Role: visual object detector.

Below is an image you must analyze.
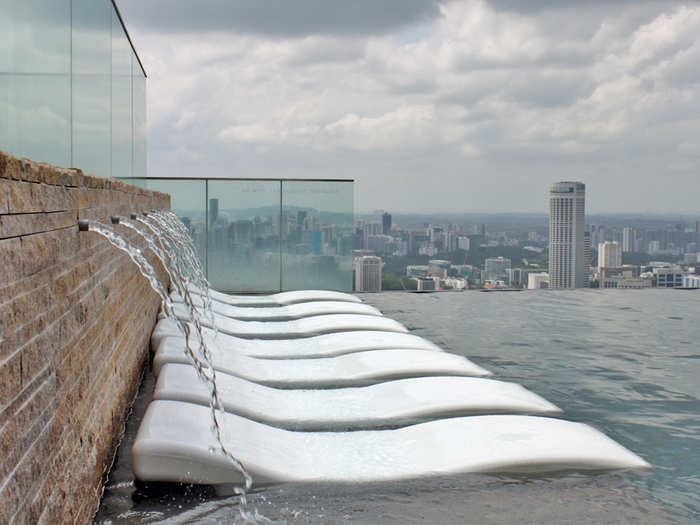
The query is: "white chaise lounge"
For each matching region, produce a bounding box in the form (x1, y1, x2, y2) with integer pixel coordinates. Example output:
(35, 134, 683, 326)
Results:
(132, 400, 650, 486)
(188, 285, 362, 306)
(172, 293, 383, 321)
(153, 337, 491, 387)
(151, 318, 442, 358)
(155, 363, 560, 430)
(168, 304, 409, 339)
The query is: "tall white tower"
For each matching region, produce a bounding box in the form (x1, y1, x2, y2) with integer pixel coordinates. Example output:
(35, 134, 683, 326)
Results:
(549, 182, 586, 289)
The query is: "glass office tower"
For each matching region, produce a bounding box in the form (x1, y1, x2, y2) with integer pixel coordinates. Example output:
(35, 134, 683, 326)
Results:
(0, 0, 146, 178)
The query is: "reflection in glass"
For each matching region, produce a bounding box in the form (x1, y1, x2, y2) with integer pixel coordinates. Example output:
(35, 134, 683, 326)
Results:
(112, 10, 132, 178)
(117, 178, 354, 293)
(72, 0, 111, 177)
(132, 57, 147, 179)
(0, 0, 71, 74)
(282, 181, 354, 292)
(207, 181, 281, 293)
(0, 74, 71, 167)
(72, 74, 111, 177)
(71, 0, 111, 75)
(0, 0, 71, 166)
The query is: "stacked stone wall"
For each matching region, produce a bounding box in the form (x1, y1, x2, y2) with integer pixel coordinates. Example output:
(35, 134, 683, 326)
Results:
(0, 150, 170, 524)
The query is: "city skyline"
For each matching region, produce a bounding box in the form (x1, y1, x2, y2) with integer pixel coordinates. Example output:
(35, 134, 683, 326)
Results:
(352, 180, 700, 291)
(117, 1, 700, 214)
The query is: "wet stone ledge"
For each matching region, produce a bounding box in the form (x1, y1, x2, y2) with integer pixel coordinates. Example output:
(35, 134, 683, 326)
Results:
(0, 149, 170, 525)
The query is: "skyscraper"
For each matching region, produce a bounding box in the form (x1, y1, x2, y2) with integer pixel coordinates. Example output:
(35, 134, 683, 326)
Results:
(484, 256, 511, 282)
(584, 228, 592, 287)
(382, 212, 392, 235)
(209, 198, 219, 225)
(549, 181, 586, 289)
(622, 227, 634, 252)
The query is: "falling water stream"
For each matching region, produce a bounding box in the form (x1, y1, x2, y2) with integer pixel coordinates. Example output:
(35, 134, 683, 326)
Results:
(81, 214, 263, 522)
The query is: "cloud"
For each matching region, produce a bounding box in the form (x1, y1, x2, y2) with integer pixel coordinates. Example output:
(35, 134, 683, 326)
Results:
(116, 0, 700, 213)
(117, 0, 442, 37)
(483, 0, 660, 15)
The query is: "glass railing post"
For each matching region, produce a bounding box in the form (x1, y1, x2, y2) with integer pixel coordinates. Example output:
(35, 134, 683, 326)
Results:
(279, 180, 283, 292)
(205, 179, 209, 280)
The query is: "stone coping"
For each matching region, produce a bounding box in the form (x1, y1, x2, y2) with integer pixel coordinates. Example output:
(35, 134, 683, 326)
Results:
(0, 149, 168, 199)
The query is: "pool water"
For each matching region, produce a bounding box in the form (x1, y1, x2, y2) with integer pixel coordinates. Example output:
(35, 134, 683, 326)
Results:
(364, 289, 699, 523)
(95, 289, 699, 524)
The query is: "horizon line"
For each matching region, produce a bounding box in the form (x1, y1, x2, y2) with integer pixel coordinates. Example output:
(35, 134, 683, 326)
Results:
(356, 210, 700, 218)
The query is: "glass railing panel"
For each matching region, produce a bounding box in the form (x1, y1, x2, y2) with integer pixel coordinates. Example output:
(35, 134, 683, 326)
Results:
(0, 75, 7, 152)
(207, 180, 282, 293)
(71, 0, 112, 178)
(0, 0, 71, 167)
(132, 56, 147, 179)
(0, 0, 71, 74)
(118, 177, 353, 293)
(111, 8, 132, 179)
(0, 73, 71, 167)
(71, 73, 111, 177)
(141, 179, 208, 274)
(281, 180, 354, 292)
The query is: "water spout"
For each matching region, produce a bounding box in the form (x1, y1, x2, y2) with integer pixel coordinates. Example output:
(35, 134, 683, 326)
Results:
(78, 217, 253, 494)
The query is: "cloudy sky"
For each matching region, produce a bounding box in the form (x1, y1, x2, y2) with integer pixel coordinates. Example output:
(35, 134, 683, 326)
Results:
(117, 0, 700, 214)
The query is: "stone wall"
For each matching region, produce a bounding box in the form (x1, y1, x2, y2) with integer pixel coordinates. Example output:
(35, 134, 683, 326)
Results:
(0, 150, 170, 524)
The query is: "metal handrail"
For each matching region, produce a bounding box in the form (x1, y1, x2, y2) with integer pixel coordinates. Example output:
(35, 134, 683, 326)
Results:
(118, 177, 353, 182)
(111, 0, 148, 77)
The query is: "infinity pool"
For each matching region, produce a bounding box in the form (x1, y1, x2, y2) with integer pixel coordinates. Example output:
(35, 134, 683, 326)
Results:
(95, 289, 698, 524)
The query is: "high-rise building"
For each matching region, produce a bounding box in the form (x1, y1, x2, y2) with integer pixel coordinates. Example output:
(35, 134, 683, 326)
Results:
(484, 256, 511, 282)
(584, 228, 592, 287)
(506, 268, 523, 287)
(382, 212, 392, 235)
(528, 272, 550, 289)
(598, 241, 622, 271)
(354, 256, 382, 292)
(209, 198, 219, 225)
(457, 236, 470, 251)
(549, 181, 586, 288)
(297, 211, 308, 237)
(622, 227, 634, 252)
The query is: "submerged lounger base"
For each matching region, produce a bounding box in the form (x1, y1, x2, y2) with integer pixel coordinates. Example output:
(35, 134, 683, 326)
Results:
(154, 363, 560, 430)
(133, 401, 650, 486)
